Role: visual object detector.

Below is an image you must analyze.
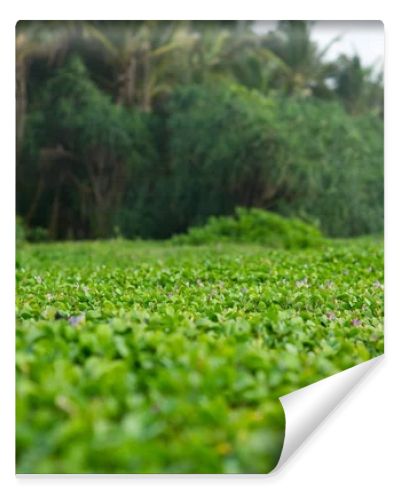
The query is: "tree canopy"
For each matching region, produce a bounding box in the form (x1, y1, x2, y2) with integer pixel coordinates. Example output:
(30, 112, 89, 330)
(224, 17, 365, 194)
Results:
(16, 21, 384, 240)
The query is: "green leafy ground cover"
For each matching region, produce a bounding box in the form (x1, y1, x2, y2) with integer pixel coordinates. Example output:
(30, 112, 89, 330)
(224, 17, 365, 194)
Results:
(16, 239, 384, 473)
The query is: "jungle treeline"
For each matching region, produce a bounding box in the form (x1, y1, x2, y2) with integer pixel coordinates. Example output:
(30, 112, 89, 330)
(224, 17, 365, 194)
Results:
(16, 20, 384, 240)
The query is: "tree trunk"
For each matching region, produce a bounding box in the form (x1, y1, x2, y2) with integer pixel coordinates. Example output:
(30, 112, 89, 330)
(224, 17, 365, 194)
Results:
(26, 174, 44, 225)
(16, 58, 27, 158)
(141, 42, 151, 112)
(117, 53, 137, 107)
(49, 186, 60, 239)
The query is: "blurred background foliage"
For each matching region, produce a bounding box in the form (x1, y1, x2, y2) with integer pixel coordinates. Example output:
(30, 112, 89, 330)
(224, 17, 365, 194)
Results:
(16, 20, 383, 240)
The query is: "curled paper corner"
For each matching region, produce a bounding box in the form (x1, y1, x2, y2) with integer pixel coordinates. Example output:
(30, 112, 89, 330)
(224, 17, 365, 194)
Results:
(273, 355, 383, 472)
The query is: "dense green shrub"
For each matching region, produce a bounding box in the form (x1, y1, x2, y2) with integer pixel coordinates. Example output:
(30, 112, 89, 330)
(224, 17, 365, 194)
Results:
(271, 98, 384, 237)
(26, 226, 49, 243)
(163, 84, 289, 235)
(18, 57, 157, 239)
(18, 76, 383, 240)
(16, 216, 49, 244)
(164, 84, 383, 238)
(172, 208, 324, 248)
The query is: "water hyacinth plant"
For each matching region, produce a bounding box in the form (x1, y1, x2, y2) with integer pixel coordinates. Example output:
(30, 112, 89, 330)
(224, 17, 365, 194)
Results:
(16, 235, 383, 473)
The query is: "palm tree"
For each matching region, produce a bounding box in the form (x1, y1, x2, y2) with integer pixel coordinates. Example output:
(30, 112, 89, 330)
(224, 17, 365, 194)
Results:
(334, 54, 383, 115)
(261, 21, 339, 97)
(82, 21, 190, 111)
(16, 21, 91, 154)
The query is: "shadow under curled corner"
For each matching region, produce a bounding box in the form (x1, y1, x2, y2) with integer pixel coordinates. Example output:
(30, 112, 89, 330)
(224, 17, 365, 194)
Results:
(271, 355, 383, 473)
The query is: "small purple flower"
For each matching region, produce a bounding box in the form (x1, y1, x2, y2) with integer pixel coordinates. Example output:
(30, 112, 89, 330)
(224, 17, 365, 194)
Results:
(351, 319, 362, 327)
(68, 314, 85, 327)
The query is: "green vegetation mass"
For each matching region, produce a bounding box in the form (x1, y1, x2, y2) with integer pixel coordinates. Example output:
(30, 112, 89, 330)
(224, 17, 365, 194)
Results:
(17, 21, 383, 241)
(16, 236, 384, 473)
(172, 208, 324, 248)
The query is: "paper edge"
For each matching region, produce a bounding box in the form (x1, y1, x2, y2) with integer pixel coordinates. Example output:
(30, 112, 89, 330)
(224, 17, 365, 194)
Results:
(272, 354, 383, 473)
